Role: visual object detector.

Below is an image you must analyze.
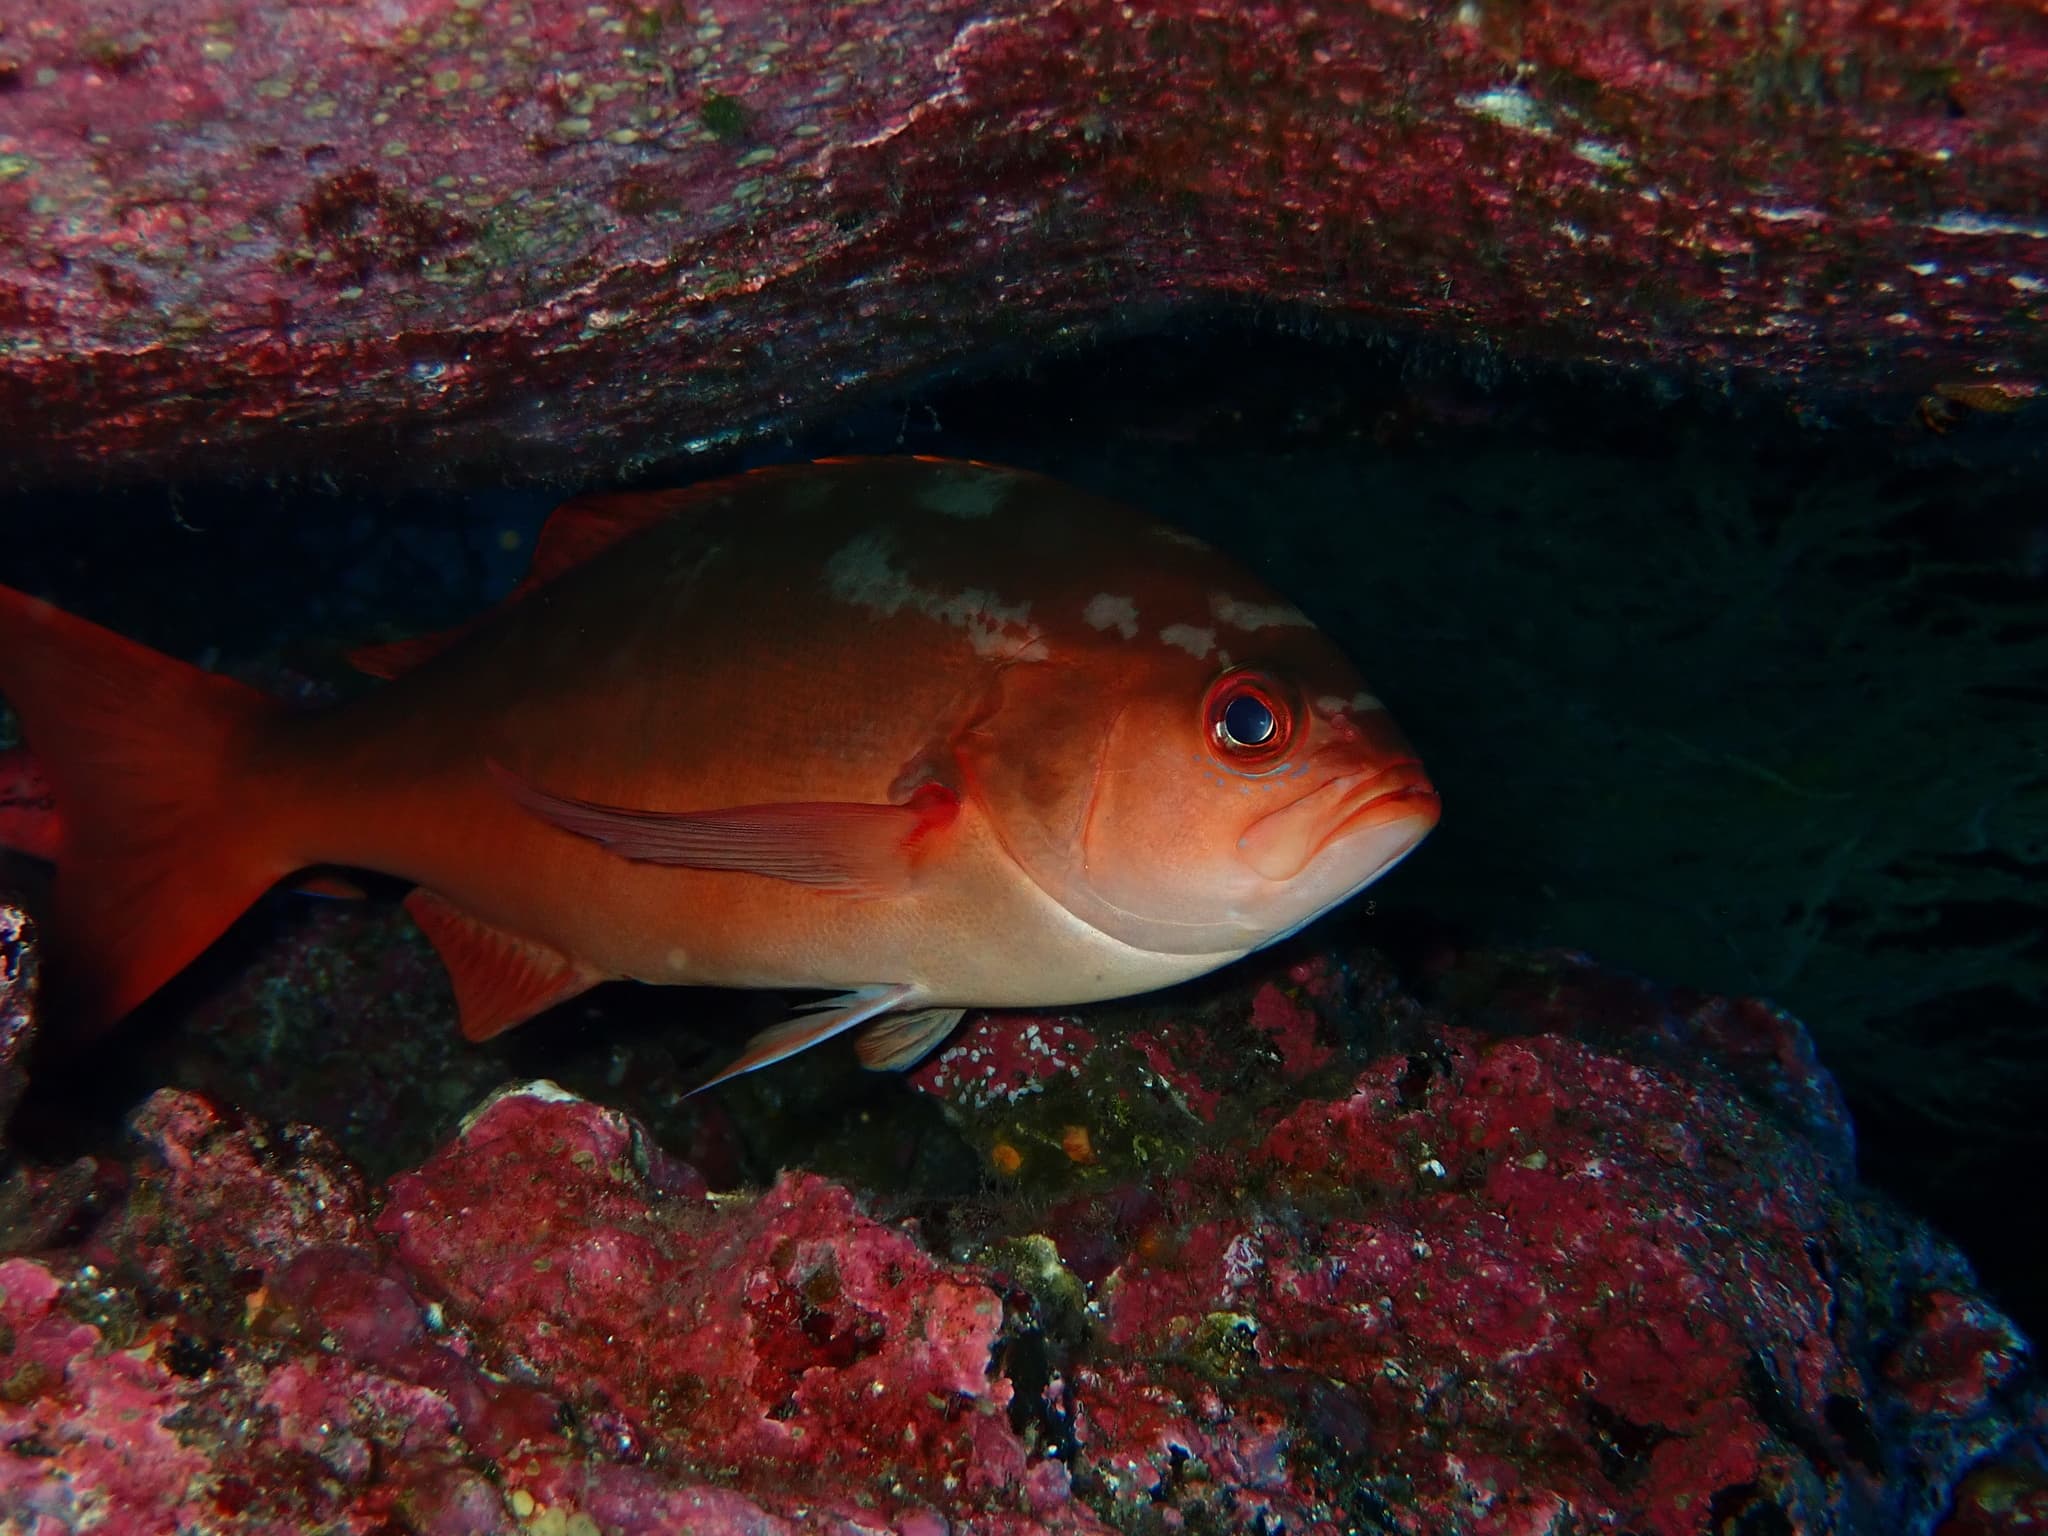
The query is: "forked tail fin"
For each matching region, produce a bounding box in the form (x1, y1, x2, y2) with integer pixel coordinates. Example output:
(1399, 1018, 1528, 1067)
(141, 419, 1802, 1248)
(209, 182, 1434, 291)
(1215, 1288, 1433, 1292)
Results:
(0, 586, 296, 1033)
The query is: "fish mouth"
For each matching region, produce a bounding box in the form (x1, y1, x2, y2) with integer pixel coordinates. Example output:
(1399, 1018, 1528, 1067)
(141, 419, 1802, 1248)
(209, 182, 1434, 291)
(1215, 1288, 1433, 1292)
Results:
(1241, 774, 1439, 955)
(1321, 758, 1441, 848)
(1237, 755, 1440, 883)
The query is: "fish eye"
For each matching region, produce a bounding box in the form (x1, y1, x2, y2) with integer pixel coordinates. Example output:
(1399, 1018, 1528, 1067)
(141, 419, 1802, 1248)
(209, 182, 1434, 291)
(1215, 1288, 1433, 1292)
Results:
(1203, 669, 1296, 770)
(1222, 692, 1276, 747)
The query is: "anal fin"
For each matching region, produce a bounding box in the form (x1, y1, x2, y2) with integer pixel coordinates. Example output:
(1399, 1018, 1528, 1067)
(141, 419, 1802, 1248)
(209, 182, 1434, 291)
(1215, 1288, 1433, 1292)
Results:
(687, 983, 920, 1096)
(855, 1008, 967, 1072)
(404, 889, 602, 1041)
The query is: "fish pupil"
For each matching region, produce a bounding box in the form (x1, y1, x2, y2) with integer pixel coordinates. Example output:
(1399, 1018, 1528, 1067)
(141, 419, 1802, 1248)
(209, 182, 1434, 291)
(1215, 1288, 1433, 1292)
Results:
(1222, 692, 1277, 748)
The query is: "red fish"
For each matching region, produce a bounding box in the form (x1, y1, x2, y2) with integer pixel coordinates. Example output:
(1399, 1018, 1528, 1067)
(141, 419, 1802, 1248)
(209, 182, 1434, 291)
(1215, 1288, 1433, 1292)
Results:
(0, 745, 365, 900)
(0, 747, 56, 863)
(0, 457, 1439, 1087)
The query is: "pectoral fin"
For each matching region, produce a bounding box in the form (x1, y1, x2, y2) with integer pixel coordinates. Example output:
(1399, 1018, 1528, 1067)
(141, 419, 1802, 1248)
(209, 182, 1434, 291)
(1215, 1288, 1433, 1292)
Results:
(490, 763, 958, 898)
(854, 1008, 967, 1072)
(687, 983, 921, 1095)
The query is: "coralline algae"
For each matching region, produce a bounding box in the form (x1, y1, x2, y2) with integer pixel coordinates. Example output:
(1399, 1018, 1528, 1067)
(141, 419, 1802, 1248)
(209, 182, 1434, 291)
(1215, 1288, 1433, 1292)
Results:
(0, 0, 2042, 482)
(0, 911, 2042, 1534)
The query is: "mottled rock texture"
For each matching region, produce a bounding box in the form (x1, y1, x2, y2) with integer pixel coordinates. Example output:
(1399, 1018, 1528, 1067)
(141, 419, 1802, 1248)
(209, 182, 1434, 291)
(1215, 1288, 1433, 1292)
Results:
(0, 909, 2043, 1533)
(0, 0, 2043, 482)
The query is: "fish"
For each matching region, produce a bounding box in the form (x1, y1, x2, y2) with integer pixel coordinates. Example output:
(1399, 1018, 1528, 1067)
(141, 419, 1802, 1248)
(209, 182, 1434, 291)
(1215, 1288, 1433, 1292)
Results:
(0, 745, 366, 900)
(0, 456, 1440, 1089)
(0, 747, 57, 863)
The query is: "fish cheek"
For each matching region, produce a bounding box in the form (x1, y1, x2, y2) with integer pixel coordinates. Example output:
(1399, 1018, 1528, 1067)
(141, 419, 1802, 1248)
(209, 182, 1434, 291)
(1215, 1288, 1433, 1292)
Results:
(1235, 791, 1330, 881)
(1077, 702, 1255, 922)
(953, 660, 1118, 906)
(960, 665, 1263, 956)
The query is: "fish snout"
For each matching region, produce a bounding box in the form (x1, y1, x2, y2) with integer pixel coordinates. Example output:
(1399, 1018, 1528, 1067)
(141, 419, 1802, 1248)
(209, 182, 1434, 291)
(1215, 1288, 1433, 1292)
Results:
(1313, 696, 1439, 836)
(1237, 746, 1440, 883)
(1318, 693, 1419, 757)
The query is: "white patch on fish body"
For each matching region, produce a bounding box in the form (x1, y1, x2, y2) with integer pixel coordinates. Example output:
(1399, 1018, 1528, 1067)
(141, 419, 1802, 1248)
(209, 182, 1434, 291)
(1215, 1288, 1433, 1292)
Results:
(1159, 623, 1218, 659)
(824, 529, 1048, 660)
(968, 615, 1050, 662)
(916, 463, 1015, 519)
(1210, 592, 1315, 631)
(1084, 593, 1139, 639)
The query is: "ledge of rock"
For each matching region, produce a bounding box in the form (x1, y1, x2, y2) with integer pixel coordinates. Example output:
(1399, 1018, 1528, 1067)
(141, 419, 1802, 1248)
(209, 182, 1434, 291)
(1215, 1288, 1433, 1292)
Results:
(0, 0, 2043, 483)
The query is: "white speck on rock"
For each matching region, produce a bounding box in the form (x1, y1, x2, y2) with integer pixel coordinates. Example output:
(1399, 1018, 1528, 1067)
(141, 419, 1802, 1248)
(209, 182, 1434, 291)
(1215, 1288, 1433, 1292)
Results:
(1457, 85, 1552, 136)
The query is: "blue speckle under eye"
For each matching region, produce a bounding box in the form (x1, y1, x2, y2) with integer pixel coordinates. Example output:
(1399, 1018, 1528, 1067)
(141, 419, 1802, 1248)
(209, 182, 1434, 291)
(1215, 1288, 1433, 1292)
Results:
(1223, 693, 1276, 747)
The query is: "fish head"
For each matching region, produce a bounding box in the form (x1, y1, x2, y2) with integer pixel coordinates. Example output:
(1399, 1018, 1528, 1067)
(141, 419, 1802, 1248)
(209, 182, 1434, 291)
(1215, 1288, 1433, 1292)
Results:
(962, 623, 1439, 959)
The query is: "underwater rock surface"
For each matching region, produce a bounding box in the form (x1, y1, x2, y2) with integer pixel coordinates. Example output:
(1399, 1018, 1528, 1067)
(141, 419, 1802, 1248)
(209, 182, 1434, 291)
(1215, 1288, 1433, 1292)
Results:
(1, 916, 2043, 1533)
(0, 0, 2044, 482)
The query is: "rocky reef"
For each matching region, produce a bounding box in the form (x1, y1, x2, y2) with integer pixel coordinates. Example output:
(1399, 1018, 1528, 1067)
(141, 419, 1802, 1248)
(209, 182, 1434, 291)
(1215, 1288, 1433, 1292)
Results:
(0, 895, 2040, 1534)
(0, 0, 2043, 483)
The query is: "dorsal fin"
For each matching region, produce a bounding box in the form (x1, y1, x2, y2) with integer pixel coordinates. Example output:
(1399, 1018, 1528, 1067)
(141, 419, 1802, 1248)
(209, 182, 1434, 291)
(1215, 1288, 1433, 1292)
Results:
(347, 487, 704, 680)
(518, 489, 705, 589)
(346, 461, 885, 681)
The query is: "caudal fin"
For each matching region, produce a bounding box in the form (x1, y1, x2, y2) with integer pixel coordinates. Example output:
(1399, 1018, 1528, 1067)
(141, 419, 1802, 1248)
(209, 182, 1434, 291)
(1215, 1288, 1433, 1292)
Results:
(0, 587, 294, 1033)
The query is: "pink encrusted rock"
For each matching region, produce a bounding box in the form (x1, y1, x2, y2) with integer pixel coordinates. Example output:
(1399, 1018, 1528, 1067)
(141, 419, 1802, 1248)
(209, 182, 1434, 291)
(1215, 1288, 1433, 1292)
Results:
(0, 905, 102, 1258)
(254, 1355, 460, 1486)
(959, 959, 2041, 1536)
(1246, 979, 1336, 1081)
(1937, 1461, 2048, 1536)
(0, 1255, 542, 1535)
(1124, 1027, 1224, 1124)
(1886, 1289, 2031, 1418)
(0, 1257, 212, 1535)
(0, 952, 2039, 1536)
(378, 1080, 1096, 1527)
(909, 1012, 1099, 1108)
(1069, 1366, 1295, 1517)
(0, 0, 2043, 483)
(0, 903, 35, 1133)
(111, 1088, 372, 1315)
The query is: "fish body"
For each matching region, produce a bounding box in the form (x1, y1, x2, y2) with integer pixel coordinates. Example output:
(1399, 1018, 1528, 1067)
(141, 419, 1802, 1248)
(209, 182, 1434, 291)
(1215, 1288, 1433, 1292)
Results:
(0, 458, 1439, 1083)
(0, 748, 56, 862)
